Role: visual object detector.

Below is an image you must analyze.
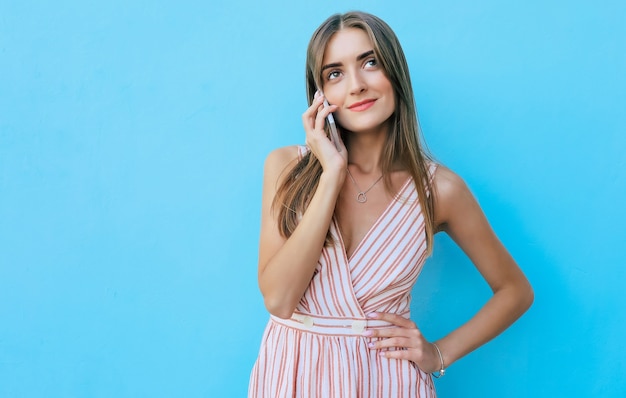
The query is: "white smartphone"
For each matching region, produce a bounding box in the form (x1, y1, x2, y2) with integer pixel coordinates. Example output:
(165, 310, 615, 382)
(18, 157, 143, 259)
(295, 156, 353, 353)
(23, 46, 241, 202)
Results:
(318, 91, 342, 152)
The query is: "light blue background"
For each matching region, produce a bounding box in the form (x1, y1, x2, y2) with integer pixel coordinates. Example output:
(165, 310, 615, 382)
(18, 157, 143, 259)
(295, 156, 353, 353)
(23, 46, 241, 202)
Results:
(1, 0, 624, 397)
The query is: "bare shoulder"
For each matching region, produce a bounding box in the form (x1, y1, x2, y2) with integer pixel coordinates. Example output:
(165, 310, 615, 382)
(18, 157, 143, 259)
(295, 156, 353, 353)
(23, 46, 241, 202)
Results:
(265, 145, 301, 173)
(432, 165, 477, 229)
(432, 165, 471, 199)
(263, 145, 302, 190)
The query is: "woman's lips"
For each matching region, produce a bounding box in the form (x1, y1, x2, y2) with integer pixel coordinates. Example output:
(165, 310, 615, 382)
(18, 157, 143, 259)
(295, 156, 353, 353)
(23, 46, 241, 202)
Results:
(348, 99, 376, 112)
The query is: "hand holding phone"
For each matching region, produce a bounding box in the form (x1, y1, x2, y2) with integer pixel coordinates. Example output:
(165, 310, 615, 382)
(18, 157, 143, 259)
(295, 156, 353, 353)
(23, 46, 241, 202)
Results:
(321, 95, 342, 152)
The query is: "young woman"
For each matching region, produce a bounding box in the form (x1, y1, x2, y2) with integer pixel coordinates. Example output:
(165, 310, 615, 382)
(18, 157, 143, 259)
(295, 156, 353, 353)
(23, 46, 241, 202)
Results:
(249, 11, 533, 397)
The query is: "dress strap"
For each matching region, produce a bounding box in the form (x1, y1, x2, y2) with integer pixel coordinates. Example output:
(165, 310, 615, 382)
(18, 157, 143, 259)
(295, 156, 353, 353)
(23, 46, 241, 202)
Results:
(297, 145, 310, 161)
(427, 161, 439, 184)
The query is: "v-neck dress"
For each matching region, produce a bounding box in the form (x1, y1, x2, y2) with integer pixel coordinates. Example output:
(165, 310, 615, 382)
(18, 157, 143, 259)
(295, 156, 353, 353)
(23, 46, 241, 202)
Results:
(249, 146, 438, 398)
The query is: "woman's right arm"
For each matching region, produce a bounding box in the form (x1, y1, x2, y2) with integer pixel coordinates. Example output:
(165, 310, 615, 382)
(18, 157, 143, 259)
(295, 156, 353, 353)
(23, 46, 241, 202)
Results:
(258, 93, 346, 319)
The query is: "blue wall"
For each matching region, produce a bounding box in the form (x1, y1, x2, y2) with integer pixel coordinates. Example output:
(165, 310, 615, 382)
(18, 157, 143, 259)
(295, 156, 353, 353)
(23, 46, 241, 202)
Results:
(1, 0, 624, 396)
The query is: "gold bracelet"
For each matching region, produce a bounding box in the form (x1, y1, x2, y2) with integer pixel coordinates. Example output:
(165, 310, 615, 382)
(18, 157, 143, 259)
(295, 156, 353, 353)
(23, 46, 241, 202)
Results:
(431, 342, 446, 378)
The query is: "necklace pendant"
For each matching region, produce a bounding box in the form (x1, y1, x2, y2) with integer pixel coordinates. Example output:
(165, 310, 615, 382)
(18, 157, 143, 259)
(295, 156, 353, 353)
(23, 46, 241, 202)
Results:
(346, 167, 383, 204)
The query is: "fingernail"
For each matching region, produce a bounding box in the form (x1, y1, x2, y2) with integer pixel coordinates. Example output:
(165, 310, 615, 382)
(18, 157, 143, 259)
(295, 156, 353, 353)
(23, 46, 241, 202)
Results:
(362, 330, 373, 337)
(367, 312, 378, 319)
(367, 342, 375, 348)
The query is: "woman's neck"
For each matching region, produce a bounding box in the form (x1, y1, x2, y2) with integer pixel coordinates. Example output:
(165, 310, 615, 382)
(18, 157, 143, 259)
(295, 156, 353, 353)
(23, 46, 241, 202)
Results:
(345, 128, 388, 174)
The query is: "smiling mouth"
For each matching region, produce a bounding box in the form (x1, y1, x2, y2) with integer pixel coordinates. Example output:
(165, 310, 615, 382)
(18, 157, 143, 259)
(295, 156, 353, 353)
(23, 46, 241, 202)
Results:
(348, 99, 376, 112)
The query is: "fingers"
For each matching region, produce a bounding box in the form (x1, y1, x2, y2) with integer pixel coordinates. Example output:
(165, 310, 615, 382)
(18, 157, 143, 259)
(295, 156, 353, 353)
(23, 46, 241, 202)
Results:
(363, 312, 437, 369)
(380, 348, 424, 363)
(367, 333, 432, 365)
(363, 313, 422, 349)
(363, 324, 422, 353)
(302, 93, 338, 137)
(365, 331, 434, 369)
(365, 325, 421, 340)
(301, 92, 346, 174)
(301, 94, 324, 131)
(372, 340, 440, 373)
(367, 312, 418, 329)
(368, 336, 415, 350)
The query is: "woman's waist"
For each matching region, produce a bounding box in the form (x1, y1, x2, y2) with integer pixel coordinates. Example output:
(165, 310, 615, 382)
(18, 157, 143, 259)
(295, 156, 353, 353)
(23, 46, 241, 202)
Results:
(270, 310, 410, 337)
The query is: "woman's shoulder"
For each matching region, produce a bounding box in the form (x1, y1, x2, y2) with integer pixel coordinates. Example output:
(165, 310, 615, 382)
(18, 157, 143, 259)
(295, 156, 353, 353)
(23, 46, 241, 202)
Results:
(432, 164, 470, 199)
(431, 163, 466, 194)
(263, 145, 306, 179)
(431, 164, 477, 226)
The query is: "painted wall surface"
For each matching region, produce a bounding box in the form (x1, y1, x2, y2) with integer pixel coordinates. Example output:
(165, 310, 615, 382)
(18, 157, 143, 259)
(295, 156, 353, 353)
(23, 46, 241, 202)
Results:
(1, 0, 624, 397)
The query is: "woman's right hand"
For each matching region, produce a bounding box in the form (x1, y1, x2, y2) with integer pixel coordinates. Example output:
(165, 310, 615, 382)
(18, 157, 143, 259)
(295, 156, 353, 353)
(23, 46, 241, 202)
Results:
(302, 91, 348, 179)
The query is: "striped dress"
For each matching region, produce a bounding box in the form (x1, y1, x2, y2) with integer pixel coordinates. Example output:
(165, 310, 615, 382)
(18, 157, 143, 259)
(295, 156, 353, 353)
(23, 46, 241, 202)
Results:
(249, 149, 437, 397)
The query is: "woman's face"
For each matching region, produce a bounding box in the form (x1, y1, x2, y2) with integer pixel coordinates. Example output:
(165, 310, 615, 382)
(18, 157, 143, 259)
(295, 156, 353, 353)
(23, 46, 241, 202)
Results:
(320, 28, 395, 135)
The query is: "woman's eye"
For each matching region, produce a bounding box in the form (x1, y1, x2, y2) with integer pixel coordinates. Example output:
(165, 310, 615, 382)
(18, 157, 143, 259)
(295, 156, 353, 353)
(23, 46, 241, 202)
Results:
(328, 71, 341, 80)
(365, 58, 378, 68)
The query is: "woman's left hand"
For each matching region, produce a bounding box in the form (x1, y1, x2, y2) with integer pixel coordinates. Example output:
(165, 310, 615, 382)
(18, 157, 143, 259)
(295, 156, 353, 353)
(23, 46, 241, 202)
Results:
(364, 312, 441, 374)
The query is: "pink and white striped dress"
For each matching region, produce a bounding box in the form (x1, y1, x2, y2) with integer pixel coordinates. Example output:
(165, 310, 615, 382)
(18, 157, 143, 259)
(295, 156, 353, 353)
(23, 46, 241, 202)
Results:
(249, 148, 438, 397)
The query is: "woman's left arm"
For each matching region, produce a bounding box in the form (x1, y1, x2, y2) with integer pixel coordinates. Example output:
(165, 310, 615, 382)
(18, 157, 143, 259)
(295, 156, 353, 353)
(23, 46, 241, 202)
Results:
(427, 165, 534, 369)
(366, 166, 533, 373)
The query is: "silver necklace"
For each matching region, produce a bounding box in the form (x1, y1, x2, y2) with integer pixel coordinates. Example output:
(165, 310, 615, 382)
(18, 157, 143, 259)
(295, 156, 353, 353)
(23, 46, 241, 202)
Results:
(346, 168, 383, 203)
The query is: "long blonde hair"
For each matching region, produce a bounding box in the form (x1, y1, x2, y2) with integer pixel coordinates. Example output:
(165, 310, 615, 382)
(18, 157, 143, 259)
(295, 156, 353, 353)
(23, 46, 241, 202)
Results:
(273, 11, 436, 254)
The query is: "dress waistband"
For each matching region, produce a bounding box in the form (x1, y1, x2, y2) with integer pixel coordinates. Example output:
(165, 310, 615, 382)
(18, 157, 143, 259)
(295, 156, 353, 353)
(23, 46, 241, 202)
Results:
(270, 312, 397, 336)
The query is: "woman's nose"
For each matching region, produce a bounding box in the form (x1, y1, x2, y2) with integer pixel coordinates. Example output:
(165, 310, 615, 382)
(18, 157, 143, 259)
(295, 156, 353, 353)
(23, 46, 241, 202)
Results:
(348, 70, 367, 95)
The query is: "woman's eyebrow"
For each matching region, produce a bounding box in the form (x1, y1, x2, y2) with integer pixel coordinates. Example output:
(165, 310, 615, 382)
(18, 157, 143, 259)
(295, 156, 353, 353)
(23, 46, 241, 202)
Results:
(321, 62, 342, 72)
(356, 50, 375, 61)
(321, 50, 375, 72)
